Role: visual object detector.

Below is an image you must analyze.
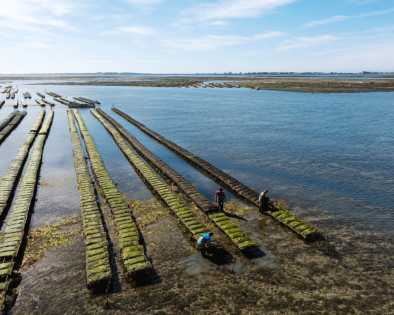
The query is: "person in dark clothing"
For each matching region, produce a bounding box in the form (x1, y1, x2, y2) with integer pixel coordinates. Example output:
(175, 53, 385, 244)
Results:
(197, 232, 213, 258)
(215, 188, 226, 212)
(259, 189, 269, 213)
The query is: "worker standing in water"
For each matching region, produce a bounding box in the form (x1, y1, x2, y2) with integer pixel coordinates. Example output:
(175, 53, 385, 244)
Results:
(215, 188, 226, 212)
(198, 232, 214, 258)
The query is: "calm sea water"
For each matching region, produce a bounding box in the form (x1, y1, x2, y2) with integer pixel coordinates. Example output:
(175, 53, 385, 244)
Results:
(0, 81, 393, 238)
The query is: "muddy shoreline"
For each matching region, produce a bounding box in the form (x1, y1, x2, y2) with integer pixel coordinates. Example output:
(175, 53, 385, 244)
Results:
(32, 77, 394, 93)
(6, 195, 394, 314)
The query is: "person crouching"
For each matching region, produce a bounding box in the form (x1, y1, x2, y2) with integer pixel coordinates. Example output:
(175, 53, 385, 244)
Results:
(197, 232, 214, 258)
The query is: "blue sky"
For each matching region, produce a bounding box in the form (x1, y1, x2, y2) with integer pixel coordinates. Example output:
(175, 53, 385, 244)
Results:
(1, 0, 393, 73)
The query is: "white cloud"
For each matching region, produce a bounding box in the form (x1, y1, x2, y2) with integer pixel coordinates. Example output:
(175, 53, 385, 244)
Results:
(254, 31, 285, 39)
(339, 25, 394, 36)
(304, 15, 348, 28)
(90, 14, 134, 21)
(304, 8, 394, 28)
(163, 31, 284, 51)
(118, 26, 156, 35)
(209, 20, 229, 26)
(277, 35, 339, 51)
(0, 32, 14, 38)
(182, 0, 298, 21)
(0, 0, 81, 32)
(24, 41, 58, 49)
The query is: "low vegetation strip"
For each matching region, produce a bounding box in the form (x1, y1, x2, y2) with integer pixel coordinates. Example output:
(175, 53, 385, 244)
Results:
(0, 110, 45, 218)
(72, 110, 151, 277)
(0, 110, 53, 306)
(67, 109, 111, 290)
(95, 109, 257, 251)
(0, 110, 18, 132)
(113, 108, 320, 240)
(0, 110, 27, 144)
(38, 77, 394, 93)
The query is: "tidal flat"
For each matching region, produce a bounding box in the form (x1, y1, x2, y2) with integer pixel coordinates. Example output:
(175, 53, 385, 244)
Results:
(0, 77, 393, 313)
(10, 197, 394, 314)
(35, 76, 394, 93)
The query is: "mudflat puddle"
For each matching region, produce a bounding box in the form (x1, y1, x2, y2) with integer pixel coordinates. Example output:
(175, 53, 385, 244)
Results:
(180, 250, 277, 277)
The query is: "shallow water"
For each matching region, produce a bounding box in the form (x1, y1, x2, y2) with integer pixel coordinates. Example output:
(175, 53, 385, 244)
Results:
(1, 82, 393, 235)
(2, 79, 394, 313)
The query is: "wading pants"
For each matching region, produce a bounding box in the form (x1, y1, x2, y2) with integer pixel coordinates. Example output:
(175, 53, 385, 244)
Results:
(199, 244, 207, 257)
(218, 200, 224, 212)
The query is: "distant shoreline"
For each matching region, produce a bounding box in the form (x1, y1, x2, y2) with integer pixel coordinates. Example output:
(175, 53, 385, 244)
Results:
(26, 76, 394, 94)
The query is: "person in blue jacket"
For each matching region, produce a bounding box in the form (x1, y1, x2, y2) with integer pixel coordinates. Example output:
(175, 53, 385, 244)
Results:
(197, 232, 214, 258)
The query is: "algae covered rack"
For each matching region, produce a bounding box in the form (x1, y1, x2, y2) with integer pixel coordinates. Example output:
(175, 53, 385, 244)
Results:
(0, 111, 19, 132)
(67, 109, 112, 291)
(89, 110, 221, 248)
(0, 110, 52, 307)
(72, 110, 152, 278)
(112, 108, 320, 240)
(0, 111, 27, 145)
(94, 109, 258, 252)
(0, 111, 43, 218)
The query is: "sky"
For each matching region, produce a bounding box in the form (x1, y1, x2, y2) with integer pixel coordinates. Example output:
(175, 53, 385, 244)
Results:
(0, 0, 393, 73)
